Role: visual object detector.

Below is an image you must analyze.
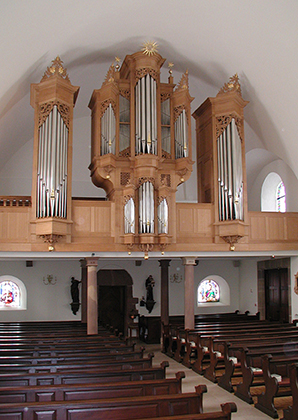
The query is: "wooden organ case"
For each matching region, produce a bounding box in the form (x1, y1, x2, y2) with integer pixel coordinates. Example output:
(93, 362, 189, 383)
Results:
(89, 45, 194, 255)
(193, 75, 249, 250)
(30, 57, 79, 248)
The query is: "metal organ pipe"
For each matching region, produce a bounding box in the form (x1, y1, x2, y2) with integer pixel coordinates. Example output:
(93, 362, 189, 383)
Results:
(124, 198, 135, 234)
(175, 110, 188, 158)
(217, 118, 243, 221)
(158, 198, 168, 234)
(139, 181, 154, 234)
(36, 105, 69, 219)
(101, 103, 115, 155)
(135, 74, 157, 155)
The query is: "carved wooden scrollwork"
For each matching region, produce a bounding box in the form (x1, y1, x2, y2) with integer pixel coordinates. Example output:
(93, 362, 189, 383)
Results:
(39, 101, 70, 128)
(119, 89, 130, 100)
(100, 99, 117, 118)
(161, 92, 171, 103)
(160, 174, 171, 187)
(120, 172, 131, 186)
(138, 177, 155, 186)
(41, 56, 70, 82)
(175, 70, 189, 92)
(135, 67, 158, 83)
(174, 104, 189, 124)
(215, 113, 244, 142)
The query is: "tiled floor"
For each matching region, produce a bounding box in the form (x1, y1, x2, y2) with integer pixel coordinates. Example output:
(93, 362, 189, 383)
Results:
(142, 342, 272, 420)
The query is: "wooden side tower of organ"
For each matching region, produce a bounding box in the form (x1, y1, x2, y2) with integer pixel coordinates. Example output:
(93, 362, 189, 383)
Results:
(193, 75, 249, 250)
(89, 44, 194, 255)
(30, 58, 79, 249)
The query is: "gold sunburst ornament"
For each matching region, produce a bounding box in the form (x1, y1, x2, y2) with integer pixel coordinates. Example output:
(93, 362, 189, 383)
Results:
(142, 41, 158, 56)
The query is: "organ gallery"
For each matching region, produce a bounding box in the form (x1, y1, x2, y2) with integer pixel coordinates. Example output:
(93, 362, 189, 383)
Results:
(1, 43, 298, 255)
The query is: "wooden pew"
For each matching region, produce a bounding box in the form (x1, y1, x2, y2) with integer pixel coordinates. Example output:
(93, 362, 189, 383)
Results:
(0, 341, 137, 357)
(0, 360, 169, 387)
(139, 402, 237, 420)
(0, 385, 207, 420)
(0, 371, 185, 403)
(0, 353, 155, 374)
(281, 363, 298, 420)
(255, 354, 294, 418)
(0, 347, 145, 365)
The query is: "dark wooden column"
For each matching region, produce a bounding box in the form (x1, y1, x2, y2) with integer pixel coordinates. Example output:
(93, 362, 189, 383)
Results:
(159, 259, 171, 327)
(80, 259, 87, 324)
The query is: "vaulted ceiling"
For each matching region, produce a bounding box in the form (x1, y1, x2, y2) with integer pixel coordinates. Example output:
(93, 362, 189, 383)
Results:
(1, 0, 297, 189)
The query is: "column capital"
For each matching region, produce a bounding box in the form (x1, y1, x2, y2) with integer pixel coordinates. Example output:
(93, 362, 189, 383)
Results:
(182, 257, 197, 266)
(80, 258, 87, 268)
(86, 257, 98, 267)
(158, 259, 171, 267)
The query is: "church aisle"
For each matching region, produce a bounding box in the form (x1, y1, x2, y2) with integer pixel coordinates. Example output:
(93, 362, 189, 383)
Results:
(142, 342, 272, 420)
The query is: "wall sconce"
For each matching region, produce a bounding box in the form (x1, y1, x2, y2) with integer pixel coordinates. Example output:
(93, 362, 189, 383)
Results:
(43, 274, 57, 285)
(170, 273, 183, 283)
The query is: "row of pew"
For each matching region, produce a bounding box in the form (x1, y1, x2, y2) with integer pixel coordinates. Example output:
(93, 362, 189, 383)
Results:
(162, 311, 298, 419)
(0, 320, 237, 420)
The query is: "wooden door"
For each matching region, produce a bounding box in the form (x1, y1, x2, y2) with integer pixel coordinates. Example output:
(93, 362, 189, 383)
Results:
(98, 286, 126, 334)
(265, 268, 289, 322)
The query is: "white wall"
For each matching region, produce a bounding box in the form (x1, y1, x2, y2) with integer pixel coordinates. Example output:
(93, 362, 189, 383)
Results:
(0, 260, 81, 321)
(0, 257, 248, 322)
(239, 258, 259, 314)
(248, 159, 298, 212)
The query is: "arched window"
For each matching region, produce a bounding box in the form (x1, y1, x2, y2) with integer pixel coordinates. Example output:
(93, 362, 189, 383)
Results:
(276, 181, 286, 212)
(0, 276, 27, 310)
(198, 279, 220, 303)
(261, 172, 286, 212)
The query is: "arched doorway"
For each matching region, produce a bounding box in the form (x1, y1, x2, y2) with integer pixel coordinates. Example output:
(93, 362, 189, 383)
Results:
(97, 269, 138, 337)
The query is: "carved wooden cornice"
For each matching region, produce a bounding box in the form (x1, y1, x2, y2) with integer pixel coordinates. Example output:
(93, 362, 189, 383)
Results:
(41, 57, 70, 82)
(39, 101, 70, 129)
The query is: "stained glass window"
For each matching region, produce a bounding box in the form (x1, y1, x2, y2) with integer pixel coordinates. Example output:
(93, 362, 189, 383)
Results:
(198, 279, 220, 303)
(0, 280, 20, 307)
(277, 181, 286, 212)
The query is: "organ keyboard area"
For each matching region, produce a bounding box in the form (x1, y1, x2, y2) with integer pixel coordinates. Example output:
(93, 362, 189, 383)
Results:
(30, 43, 249, 252)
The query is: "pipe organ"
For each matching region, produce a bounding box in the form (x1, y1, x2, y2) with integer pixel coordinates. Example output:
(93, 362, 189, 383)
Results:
(89, 44, 194, 254)
(30, 57, 79, 248)
(193, 74, 249, 249)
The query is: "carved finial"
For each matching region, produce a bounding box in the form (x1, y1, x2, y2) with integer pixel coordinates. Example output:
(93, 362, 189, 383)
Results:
(41, 56, 70, 82)
(175, 69, 189, 91)
(168, 62, 174, 75)
(218, 74, 242, 96)
(102, 62, 116, 87)
(141, 40, 159, 56)
(115, 56, 121, 71)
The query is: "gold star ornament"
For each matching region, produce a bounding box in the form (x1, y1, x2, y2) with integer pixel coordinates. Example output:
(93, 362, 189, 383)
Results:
(142, 41, 158, 56)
